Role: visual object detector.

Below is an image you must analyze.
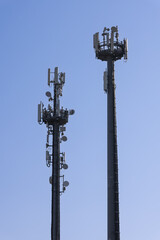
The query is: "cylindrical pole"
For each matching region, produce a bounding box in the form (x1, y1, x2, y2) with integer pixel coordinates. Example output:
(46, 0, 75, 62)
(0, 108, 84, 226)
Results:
(107, 59, 120, 240)
(51, 84, 60, 240)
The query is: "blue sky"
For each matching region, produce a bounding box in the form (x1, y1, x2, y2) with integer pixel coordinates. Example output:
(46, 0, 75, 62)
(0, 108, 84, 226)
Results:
(0, 0, 160, 240)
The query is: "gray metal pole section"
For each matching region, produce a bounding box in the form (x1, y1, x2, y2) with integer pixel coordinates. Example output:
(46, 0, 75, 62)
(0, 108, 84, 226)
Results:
(51, 83, 60, 240)
(107, 59, 120, 240)
(51, 124, 60, 240)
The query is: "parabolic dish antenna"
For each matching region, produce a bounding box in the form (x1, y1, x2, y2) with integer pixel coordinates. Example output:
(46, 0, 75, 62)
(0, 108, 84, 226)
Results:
(46, 91, 51, 98)
(61, 136, 67, 142)
(63, 181, 69, 187)
(63, 164, 68, 170)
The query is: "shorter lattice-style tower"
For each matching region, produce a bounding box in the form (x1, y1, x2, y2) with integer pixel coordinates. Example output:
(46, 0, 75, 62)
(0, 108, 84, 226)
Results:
(93, 27, 128, 240)
(38, 67, 75, 240)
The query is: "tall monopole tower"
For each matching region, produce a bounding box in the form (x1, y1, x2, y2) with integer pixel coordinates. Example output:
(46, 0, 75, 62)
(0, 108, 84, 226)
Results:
(93, 26, 128, 240)
(38, 67, 75, 240)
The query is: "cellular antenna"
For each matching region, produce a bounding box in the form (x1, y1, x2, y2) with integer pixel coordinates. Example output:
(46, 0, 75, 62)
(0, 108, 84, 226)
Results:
(38, 67, 75, 240)
(93, 26, 128, 240)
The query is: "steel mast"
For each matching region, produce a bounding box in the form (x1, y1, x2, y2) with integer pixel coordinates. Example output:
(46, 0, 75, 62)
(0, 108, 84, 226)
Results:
(93, 27, 128, 240)
(38, 67, 75, 240)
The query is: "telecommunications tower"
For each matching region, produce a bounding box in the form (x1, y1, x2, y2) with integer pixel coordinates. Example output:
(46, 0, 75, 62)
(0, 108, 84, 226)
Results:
(38, 67, 75, 240)
(93, 26, 128, 240)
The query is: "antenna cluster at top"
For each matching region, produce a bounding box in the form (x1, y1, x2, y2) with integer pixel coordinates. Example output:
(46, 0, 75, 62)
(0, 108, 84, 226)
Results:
(48, 67, 65, 88)
(93, 26, 128, 61)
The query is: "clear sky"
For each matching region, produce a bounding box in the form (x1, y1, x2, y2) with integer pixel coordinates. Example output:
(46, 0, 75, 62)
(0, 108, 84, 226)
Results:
(0, 0, 160, 240)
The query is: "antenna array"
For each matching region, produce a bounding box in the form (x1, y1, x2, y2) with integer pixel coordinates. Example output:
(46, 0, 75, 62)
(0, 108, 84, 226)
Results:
(93, 26, 128, 62)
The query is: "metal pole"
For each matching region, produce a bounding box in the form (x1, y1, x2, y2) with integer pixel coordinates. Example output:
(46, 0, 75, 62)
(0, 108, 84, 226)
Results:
(107, 59, 120, 240)
(51, 83, 60, 240)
